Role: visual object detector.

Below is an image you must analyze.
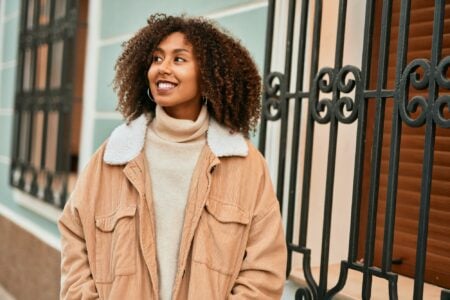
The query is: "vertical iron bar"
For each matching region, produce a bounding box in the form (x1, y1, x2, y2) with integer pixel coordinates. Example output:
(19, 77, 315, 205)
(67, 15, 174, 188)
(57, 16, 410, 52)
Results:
(347, 0, 375, 264)
(413, 0, 444, 298)
(275, 0, 297, 212)
(57, 0, 81, 206)
(318, 0, 347, 297)
(41, 0, 56, 167)
(286, 0, 309, 277)
(24, 0, 40, 189)
(297, 0, 324, 297)
(299, 0, 323, 249)
(39, 0, 57, 200)
(258, 0, 276, 155)
(382, 0, 411, 273)
(362, 0, 393, 299)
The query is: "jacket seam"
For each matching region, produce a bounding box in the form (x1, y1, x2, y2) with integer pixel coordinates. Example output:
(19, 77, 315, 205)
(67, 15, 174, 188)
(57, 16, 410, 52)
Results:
(191, 259, 234, 276)
(252, 202, 279, 225)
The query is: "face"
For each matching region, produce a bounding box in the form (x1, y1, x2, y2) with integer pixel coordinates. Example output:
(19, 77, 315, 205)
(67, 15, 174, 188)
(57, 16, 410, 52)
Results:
(148, 32, 202, 120)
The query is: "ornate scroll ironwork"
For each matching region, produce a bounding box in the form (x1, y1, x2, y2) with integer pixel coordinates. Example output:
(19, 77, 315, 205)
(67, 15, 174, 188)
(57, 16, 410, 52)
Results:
(259, 0, 450, 299)
(311, 65, 361, 124)
(398, 56, 450, 128)
(262, 72, 286, 121)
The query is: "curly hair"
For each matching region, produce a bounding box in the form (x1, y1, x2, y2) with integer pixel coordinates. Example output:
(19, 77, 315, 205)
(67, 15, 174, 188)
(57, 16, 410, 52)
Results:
(113, 14, 261, 135)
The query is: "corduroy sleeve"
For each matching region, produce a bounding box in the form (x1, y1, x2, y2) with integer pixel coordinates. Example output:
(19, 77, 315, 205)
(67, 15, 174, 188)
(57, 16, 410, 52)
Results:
(58, 162, 100, 300)
(229, 158, 287, 299)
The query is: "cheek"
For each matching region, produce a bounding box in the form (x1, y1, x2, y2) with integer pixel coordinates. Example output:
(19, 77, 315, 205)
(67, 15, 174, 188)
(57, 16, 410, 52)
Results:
(147, 66, 156, 82)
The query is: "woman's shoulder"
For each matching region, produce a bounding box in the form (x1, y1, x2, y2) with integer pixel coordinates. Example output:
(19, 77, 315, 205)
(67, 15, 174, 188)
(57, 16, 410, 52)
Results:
(243, 140, 270, 168)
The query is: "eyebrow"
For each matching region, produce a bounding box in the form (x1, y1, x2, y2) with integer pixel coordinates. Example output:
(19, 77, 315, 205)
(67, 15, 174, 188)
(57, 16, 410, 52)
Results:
(154, 47, 190, 54)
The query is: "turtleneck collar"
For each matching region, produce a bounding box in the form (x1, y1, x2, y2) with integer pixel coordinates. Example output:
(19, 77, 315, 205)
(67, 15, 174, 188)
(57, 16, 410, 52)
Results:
(150, 105, 209, 143)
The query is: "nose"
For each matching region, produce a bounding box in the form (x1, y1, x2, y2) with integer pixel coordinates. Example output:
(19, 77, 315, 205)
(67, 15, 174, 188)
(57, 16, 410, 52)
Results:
(158, 59, 171, 75)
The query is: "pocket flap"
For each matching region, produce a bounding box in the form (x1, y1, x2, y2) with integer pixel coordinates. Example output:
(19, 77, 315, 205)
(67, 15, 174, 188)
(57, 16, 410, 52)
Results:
(95, 205, 137, 232)
(205, 200, 249, 224)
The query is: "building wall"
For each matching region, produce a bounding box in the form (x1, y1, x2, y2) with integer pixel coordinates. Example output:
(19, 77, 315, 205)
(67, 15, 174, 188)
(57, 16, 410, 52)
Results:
(0, 0, 269, 298)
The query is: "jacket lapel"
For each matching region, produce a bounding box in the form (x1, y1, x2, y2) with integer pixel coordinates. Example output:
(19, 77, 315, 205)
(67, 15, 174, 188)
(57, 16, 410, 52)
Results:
(122, 153, 159, 298)
(172, 146, 220, 297)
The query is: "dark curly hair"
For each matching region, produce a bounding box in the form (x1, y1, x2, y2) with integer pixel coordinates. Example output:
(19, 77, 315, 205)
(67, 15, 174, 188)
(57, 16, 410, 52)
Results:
(113, 14, 261, 135)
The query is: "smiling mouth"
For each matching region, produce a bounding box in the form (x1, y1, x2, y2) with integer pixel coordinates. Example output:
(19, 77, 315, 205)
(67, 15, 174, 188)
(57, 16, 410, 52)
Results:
(157, 80, 177, 91)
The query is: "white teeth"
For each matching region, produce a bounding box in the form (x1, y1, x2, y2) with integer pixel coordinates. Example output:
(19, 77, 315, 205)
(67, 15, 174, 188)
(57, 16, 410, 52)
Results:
(158, 82, 176, 89)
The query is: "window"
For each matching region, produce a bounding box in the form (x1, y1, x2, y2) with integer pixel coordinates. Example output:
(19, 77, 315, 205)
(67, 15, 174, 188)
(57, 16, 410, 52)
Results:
(10, 0, 87, 209)
(360, 0, 450, 289)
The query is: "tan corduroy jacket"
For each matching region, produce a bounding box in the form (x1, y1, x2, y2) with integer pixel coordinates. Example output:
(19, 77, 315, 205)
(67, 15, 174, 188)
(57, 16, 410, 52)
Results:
(58, 115, 287, 299)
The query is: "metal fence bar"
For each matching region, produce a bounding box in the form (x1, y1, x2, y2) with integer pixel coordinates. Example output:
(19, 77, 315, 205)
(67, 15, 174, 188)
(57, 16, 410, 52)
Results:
(39, 0, 57, 202)
(296, 0, 325, 297)
(23, 0, 40, 191)
(326, 0, 375, 295)
(258, 0, 276, 156)
(285, 0, 310, 277)
(261, 0, 450, 298)
(274, 0, 297, 216)
(413, 0, 445, 298)
(442, 289, 450, 300)
(41, 0, 56, 167)
(317, 0, 347, 297)
(299, 0, 322, 250)
(362, 0, 393, 298)
(382, 0, 410, 276)
(347, 0, 375, 265)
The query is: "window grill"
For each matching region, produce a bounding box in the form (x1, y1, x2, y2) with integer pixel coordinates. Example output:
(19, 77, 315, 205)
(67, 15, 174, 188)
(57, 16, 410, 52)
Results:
(259, 0, 450, 299)
(10, 0, 84, 208)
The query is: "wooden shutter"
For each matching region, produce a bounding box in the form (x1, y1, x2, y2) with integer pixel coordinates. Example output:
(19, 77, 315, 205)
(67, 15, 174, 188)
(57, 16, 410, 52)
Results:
(360, 0, 450, 288)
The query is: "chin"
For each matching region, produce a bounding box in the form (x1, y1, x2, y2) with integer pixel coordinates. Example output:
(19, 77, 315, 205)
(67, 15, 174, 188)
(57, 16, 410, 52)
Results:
(154, 100, 173, 107)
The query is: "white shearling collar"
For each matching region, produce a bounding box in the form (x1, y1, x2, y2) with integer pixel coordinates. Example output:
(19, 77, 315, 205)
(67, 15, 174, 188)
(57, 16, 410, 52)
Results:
(103, 114, 248, 165)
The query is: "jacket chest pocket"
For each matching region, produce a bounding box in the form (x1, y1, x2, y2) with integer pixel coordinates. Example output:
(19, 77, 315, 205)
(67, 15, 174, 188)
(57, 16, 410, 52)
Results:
(193, 199, 250, 275)
(94, 204, 137, 283)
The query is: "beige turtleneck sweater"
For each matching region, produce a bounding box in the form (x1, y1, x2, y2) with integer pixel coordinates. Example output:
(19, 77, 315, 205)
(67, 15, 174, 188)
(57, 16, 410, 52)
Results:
(145, 105, 208, 300)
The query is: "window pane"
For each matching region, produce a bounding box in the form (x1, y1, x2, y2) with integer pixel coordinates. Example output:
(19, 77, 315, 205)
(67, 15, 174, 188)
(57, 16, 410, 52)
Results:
(50, 41, 63, 89)
(39, 0, 50, 26)
(55, 0, 66, 20)
(45, 111, 59, 172)
(35, 44, 48, 90)
(23, 48, 34, 91)
(19, 111, 31, 161)
(27, 0, 35, 30)
(31, 111, 44, 169)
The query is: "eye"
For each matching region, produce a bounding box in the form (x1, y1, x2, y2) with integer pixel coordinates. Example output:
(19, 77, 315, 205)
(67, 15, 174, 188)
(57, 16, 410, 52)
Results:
(152, 55, 163, 63)
(174, 57, 186, 63)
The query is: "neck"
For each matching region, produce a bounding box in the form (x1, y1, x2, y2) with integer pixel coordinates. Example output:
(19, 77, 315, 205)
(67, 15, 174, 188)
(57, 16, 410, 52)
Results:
(151, 104, 209, 143)
(162, 102, 202, 121)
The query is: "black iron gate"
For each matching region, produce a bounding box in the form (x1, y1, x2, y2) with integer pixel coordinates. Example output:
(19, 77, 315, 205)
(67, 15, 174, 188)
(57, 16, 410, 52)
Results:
(258, 0, 450, 299)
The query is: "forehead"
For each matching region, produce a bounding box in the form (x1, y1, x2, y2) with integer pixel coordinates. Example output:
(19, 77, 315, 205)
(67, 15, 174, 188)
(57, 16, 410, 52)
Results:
(156, 32, 193, 50)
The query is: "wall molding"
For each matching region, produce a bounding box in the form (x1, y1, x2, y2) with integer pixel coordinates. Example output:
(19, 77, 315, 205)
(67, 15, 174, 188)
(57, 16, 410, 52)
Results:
(205, 0, 268, 19)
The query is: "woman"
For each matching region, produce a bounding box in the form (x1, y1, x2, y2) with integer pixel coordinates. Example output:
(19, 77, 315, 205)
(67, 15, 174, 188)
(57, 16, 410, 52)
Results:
(59, 14, 287, 299)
